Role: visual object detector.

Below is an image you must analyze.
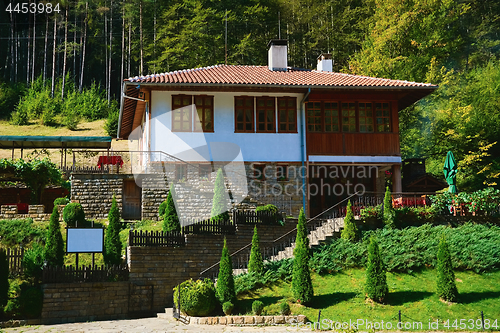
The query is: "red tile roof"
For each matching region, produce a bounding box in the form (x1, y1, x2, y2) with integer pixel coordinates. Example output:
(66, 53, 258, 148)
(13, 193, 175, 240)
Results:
(126, 65, 436, 88)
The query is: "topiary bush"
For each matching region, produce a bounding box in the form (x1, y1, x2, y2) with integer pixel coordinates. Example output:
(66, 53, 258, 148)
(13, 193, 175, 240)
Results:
(158, 200, 168, 218)
(222, 301, 234, 315)
(247, 225, 263, 274)
(173, 279, 217, 316)
(365, 237, 388, 303)
(291, 208, 313, 305)
(53, 197, 69, 206)
(341, 200, 359, 242)
(44, 207, 65, 267)
(163, 184, 181, 232)
(211, 168, 230, 222)
(279, 300, 290, 315)
(216, 238, 236, 305)
(436, 235, 459, 302)
(104, 194, 123, 265)
(383, 187, 396, 229)
(255, 204, 279, 214)
(62, 202, 86, 227)
(252, 300, 264, 315)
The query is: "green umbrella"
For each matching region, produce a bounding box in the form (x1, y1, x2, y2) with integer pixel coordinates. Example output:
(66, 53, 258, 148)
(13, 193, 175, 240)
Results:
(443, 151, 458, 194)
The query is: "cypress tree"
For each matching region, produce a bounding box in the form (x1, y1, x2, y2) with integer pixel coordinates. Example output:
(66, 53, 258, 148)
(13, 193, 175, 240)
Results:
(341, 200, 359, 242)
(44, 206, 65, 266)
(365, 237, 388, 303)
(104, 194, 123, 265)
(211, 168, 230, 222)
(0, 249, 9, 310)
(291, 208, 314, 304)
(216, 238, 236, 304)
(247, 225, 263, 274)
(383, 186, 396, 229)
(437, 235, 458, 302)
(163, 184, 181, 232)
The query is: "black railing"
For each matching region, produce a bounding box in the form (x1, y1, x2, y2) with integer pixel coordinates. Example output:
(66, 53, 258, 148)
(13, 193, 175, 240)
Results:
(42, 264, 128, 283)
(232, 210, 285, 225)
(181, 217, 235, 235)
(129, 230, 185, 247)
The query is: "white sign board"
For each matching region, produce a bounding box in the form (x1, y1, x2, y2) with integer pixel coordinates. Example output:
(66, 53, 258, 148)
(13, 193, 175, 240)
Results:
(66, 228, 104, 253)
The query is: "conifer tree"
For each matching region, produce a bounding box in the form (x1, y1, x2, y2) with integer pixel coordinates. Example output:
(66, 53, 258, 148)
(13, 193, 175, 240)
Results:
(211, 168, 230, 222)
(437, 235, 459, 302)
(291, 208, 313, 304)
(0, 249, 9, 310)
(216, 238, 236, 304)
(247, 225, 263, 274)
(365, 237, 388, 303)
(44, 206, 65, 266)
(383, 186, 396, 229)
(163, 184, 181, 232)
(341, 200, 359, 242)
(104, 194, 122, 265)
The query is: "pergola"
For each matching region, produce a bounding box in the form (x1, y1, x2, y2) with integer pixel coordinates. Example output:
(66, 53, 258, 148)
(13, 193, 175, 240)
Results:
(0, 136, 112, 168)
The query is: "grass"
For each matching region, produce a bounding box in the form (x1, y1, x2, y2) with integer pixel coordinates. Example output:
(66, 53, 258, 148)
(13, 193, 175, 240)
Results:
(237, 269, 500, 331)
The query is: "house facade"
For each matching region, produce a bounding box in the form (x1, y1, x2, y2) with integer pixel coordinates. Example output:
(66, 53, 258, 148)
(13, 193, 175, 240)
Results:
(118, 40, 437, 218)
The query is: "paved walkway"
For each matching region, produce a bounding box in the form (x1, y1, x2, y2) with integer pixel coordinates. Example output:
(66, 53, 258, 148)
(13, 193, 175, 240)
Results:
(2, 317, 307, 333)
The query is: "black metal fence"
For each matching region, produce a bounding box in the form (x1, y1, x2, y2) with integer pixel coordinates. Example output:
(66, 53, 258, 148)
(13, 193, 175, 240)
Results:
(129, 230, 185, 247)
(181, 217, 235, 235)
(42, 264, 129, 283)
(232, 210, 285, 225)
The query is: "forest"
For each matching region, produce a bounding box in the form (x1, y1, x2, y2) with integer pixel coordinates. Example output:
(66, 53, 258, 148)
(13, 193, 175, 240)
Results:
(0, 0, 499, 190)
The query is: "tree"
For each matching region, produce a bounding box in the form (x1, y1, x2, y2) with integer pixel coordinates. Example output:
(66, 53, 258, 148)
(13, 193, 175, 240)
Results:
(436, 235, 458, 302)
(365, 237, 388, 303)
(291, 208, 313, 304)
(216, 238, 236, 304)
(163, 184, 181, 232)
(0, 249, 9, 311)
(247, 225, 263, 274)
(383, 186, 396, 229)
(341, 200, 358, 242)
(211, 168, 230, 222)
(104, 194, 123, 265)
(44, 206, 65, 267)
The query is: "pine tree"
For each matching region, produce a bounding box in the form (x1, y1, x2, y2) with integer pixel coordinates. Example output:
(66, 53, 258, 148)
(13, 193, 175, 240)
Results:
(104, 194, 123, 266)
(216, 238, 236, 305)
(247, 225, 263, 274)
(211, 168, 229, 222)
(437, 235, 459, 302)
(383, 186, 396, 229)
(365, 237, 388, 303)
(44, 206, 65, 267)
(341, 200, 359, 242)
(291, 208, 314, 304)
(0, 249, 9, 310)
(163, 184, 180, 232)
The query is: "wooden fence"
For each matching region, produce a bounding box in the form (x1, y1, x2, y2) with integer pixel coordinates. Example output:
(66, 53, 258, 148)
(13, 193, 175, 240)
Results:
(6, 248, 24, 274)
(181, 217, 236, 235)
(232, 210, 285, 225)
(41, 264, 129, 283)
(129, 230, 185, 247)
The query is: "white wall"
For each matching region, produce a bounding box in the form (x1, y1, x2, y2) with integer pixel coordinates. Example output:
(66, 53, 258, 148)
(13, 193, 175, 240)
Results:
(149, 90, 304, 162)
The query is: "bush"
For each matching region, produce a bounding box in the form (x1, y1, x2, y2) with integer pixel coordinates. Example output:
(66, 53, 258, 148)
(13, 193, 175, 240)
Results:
(0, 219, 46, 248)
(211, 168, 230, 222)
(360, 204, 383, 226)
(62, 202, 86, 227)
(365, 237, 388, 303)
(0, 81, 25, 119)
(436, 235, 458, 302)
(44, 207, 65, 267)
(53, 197, 69, 206)
(279, 301, 290, 315)
(252, 300, 264, 315)
(248, 226, 263, 274)
(173, 279, 217, 316)
(158, 200, 168, 218)
(216, 238, 236, 304)
(163, 184, 180, 232)
(222, 301, 234, 315)
(341, 200, 359, 242)
(105, 109, 119, 137)
(291, 208, 313, 304)
(22, 243, 44, 280)
(0, 250, 9, 310)
(104, 194, 123, 265)
(255, 204, 279, 214)
(383, 187, 396, 228)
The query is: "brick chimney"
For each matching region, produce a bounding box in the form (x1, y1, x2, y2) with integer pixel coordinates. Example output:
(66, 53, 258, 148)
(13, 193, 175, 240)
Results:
(317, 53, 333, 72)
(268, 39, 288, 71)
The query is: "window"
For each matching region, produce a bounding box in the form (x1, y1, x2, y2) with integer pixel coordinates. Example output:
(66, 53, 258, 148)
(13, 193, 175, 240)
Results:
(358, 102, 374, 133)
(276, 165, 288, 181)
(256, 97, 275, 133)
(341, 102, 356, 132)
(376, 102, 391, 132)
(306, 102, 322, 132)
(199, 164, 212, 180)
(253, 164, 266, 180)
(235, 96, 254, 132)
(324, 102, 339, 132)
(175, 164, 187, 181)
(172, 95, 214, 132)
(278, 97, 297, 133)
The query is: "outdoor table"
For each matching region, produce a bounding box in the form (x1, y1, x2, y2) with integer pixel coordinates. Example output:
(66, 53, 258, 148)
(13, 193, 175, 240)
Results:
(97, 156, 124, 168)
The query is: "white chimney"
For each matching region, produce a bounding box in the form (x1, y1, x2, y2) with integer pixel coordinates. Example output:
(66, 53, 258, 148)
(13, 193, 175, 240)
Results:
(317, 53, 333, 72)
(268, 40, 288, 71)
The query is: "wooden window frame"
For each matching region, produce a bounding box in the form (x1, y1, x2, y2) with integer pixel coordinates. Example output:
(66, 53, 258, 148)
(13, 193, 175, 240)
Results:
(278, 97, 298, 133)
(172, 94, 215, 133)
(358, 102, 375, 133)
(341, 101, 357, 133)
(171, 95, 193, 132)
(306, 101, 323, 132)
(324, 102, 340, 133)
(194, 95, 214, 133)
(234, 96, 255, 133)
(256, 97, 276, 133)
(375, 102, 392, 133)
(253, 164, 266, 180)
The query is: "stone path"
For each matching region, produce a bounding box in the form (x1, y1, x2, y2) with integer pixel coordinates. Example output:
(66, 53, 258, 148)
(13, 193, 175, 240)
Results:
(1, 317, 307, 333)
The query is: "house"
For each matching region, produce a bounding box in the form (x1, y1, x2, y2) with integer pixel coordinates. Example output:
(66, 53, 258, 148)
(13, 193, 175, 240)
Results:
(117, 40, 437, 218)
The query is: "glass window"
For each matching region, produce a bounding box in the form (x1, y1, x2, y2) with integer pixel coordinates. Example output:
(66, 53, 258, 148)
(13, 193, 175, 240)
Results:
(376, 102, 391, 132)
(341, 102, 356, 132)
(278, 97, 297, 133)
(235, 96, 254, 132)
(358, 102, 374, 133)
(306, 102, 323, 132)
(324, 102, 339, 132)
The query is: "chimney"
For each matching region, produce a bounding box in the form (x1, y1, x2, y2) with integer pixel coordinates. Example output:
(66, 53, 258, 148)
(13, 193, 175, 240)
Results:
(268, 39, 288, 71)
(317, 53, 333, 72)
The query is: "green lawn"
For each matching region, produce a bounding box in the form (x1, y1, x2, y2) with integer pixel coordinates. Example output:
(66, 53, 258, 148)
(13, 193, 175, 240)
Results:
(238, 269, 500, 331)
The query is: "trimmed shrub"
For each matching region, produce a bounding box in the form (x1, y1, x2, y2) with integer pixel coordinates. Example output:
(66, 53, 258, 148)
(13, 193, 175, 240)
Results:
(104, 194, 122, 265)
(163, 184, 180, 232)
(365, 237, 388, 303)
(341, 200, 358, 242)
(0, 249, 9, 310)
(291, 208, 313, 304)
(216, 238, 236, 304)
(173, 279, 217, 316)
(222, 301, 234, 315)
(22, 243, 44, 280)
(44, 207, 65, 267)
(383, 187, 396, 228)
(279, 300, 290, 315)
(53, 197, 69, 206)
(255, 204, 279, 214)
(437, 235, 458, 302)
(211, 168, 230, 222)
(252, 300, 264, 315)
(248, 225, 264, 274)
(62, 202, 86, 227)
